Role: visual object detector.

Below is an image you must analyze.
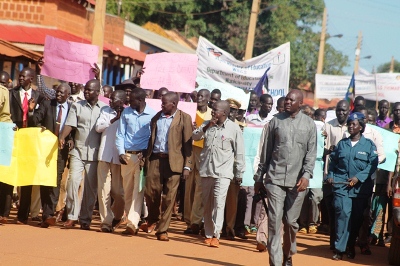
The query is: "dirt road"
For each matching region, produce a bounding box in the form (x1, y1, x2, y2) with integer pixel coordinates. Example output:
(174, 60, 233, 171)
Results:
(0, 213, 389, 266)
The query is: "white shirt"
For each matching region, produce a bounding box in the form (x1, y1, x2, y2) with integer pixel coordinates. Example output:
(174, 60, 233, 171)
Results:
(363, 124, 385, 164)
(314, 120, 324, 131)
(246, 113, 273, 126)
(56, 102, 69, 133)
(95, 106, 120, 164)
(19, 87, 32, 104)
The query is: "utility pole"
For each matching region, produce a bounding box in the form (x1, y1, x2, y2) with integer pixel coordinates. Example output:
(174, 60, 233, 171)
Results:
(353, 31, 362, 75)
(390, 56, 394, 73)
(91, 0, 106, 83)
(244, 0, 260, 60)
(118, 0, 122, 16)
(316, 8, 327, 75)
(314, 7, 327, 108)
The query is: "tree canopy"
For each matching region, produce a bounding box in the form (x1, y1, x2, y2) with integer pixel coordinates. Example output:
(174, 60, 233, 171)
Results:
(377, 60, 400, 73)
(107, 0, 348, 89)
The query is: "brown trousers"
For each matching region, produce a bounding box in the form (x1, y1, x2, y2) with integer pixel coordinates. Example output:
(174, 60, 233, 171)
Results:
(145, 156, 181, 235)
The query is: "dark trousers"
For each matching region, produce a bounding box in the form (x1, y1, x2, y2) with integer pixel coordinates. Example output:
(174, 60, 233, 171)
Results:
(145, 156, 181, 235)
(348, 197, 369, 248)
(17, 185, 32, 222)
(234, 187, 247, 233)
(324, 192, 336, 249)
(40, 147, 68, 221)
(0, 182, 14, 217)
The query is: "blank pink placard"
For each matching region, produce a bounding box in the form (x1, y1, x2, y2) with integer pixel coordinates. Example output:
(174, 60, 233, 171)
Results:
(140, 53, 198, 93)
(41, 35, 98, 84)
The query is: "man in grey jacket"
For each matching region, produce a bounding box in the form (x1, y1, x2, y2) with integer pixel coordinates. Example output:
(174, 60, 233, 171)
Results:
(254, 90, 317, 266)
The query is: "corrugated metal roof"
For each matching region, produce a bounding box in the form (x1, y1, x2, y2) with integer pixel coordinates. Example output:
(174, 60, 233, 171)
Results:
(0, 24, 146, 62)
(125, 21, 196, 54)
(0, 39, 42, 60)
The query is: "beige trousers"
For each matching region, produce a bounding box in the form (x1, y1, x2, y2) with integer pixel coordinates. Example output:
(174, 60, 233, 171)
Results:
(184, 146, 203, 226)
(97, 161, 124, 229)
(121, 153, 143, 230)
(30, 186, 41, 217)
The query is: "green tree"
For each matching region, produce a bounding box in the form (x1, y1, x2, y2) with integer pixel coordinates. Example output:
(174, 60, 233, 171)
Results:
(106, 0, 348, 89)
(377, 60, 400, 73)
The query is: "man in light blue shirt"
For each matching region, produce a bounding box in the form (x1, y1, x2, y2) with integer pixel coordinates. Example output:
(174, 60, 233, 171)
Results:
(115, 87, 156, 235)
(152, 112, 176, 153)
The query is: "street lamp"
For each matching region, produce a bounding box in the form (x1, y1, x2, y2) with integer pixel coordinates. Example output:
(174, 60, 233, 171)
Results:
(314, 8, 343, 107)
(316, 9, 343, 75)
(244, 1, 277, 60)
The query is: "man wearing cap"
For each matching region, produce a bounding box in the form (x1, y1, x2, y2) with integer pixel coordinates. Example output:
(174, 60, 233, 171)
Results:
(184, 89, 212, 235)
(115, 79, 137, 106)
(193, 100, 245, 247)
(254, 90, 316, 265)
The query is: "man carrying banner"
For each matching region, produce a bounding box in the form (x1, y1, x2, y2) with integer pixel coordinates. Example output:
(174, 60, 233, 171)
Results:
(0, 70, 12, 225)
(0, 71, 11, 123)
(30, 83, 72, 227)
(59, 79, 107, 230)
(184, 89, 211, 235)
(255, 90, 316, 266)
(9, 67, 41, 224)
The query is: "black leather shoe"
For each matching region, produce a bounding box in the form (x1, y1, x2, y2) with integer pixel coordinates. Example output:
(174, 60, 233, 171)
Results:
(235, 231, 248, 240)
(283, 257, 293, 266)
(183, 227, 193, 234)
(347, 246, 355, 259)
(80, 223, 90, 230)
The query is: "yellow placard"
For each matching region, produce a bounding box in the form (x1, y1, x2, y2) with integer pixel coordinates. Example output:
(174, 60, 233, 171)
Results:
(0, 128, 58, 187)
(193, 114, 205, 148)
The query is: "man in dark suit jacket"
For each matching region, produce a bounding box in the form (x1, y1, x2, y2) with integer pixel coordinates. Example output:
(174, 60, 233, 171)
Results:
(7, 67, 41, 224)
(142, 92, 193, 241)
(30, 83, 72, 227)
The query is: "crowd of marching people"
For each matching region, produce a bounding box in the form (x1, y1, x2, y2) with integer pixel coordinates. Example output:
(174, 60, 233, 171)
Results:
(0, 57, 399, 265)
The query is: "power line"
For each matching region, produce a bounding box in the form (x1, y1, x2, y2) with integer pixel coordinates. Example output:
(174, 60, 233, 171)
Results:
(130, 2, 229, 16)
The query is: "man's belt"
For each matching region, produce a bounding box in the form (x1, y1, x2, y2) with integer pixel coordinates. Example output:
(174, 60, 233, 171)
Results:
(152, 153, 169, 158)
(126, 150, 144, 154)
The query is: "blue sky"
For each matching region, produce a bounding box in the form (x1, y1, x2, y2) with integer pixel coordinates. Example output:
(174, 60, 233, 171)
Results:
(324, 0, 400, 74)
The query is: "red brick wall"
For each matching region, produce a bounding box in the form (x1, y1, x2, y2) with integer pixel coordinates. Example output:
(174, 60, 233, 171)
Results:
(0, 0, 125, 45)
(87, 11, 124, 45)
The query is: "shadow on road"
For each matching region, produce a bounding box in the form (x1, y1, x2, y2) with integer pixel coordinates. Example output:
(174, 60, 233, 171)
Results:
(165, 254, 244, 266)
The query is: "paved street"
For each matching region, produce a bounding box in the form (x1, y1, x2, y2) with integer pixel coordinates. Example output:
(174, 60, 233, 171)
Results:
(0, 211, 390, 266)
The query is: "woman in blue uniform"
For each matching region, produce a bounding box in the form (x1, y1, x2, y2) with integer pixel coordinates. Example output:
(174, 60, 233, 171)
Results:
(326, 112, 378, 260)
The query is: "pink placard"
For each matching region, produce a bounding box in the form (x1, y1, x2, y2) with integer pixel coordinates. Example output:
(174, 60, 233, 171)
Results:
(140, 53, 198, 93)
(41, 35, 99, 84)
(145, 98, 196, 122)
(98, 95, 109, 105)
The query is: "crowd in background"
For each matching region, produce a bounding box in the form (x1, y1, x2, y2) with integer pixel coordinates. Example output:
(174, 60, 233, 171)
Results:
(0, 59, 399, 265)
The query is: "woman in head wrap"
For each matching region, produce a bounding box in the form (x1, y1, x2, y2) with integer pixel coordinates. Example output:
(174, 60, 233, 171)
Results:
(325, 112, 378, 260)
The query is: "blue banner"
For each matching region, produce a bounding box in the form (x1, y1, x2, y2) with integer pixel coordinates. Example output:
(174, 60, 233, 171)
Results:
(0, 122, 15, 166)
